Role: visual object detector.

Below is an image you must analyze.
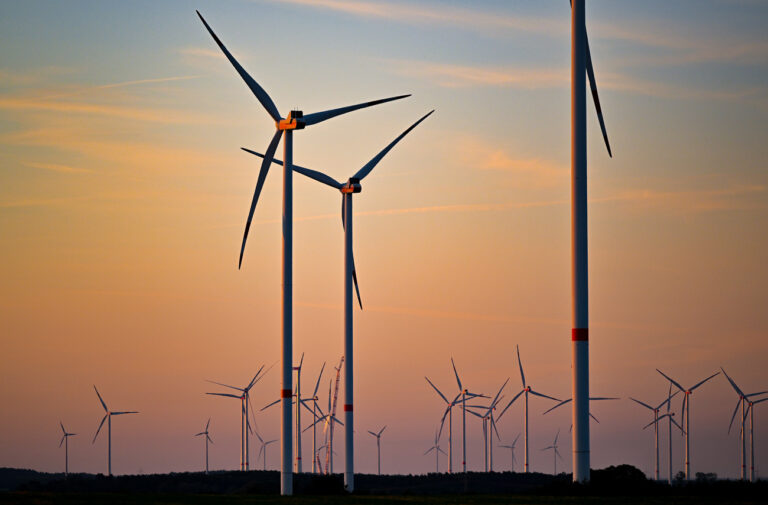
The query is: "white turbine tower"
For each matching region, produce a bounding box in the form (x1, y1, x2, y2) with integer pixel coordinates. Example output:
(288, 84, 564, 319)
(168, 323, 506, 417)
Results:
(744, 397, 768, 481)
(195, 418, 214, 474)
(426, 377, 460, 473)
(629, 391, 677, 480)
(58, 422, 76, 476)
(499, 434, 521, 472)
(496, 345, 560, 474)
(541, 429, 563, 475)
(656, 369, 719, 481)
(206, 367, 266, 471)
(424, 429, 447, 473)
(92, 386, 138, 476)
(368, 426, 386, 476)
(244, 111, 432, 490)
(721, 367, 767, 480)
(568, 0, 613, 483)
(196, 11, 408, 495)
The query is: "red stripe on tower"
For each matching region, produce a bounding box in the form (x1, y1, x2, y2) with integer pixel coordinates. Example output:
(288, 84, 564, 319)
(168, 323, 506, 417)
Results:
(572, 328, 589, 341)
(344, 404, 353, 412)
(281, 389, 292, 398)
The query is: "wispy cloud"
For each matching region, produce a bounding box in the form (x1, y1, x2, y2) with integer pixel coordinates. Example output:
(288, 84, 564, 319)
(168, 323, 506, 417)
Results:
(23, 161, 93, 174)
(390, 60, 565, 89)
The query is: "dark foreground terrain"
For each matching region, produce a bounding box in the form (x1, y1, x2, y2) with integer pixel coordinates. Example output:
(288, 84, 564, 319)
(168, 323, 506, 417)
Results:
(1, 466, 765, 505)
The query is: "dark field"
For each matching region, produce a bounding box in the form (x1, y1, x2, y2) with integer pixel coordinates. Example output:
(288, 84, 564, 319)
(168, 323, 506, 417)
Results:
(1, 466, 765, 505)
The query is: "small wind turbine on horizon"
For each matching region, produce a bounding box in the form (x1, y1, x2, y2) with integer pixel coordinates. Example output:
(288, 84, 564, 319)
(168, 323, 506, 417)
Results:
(368, 426, 386, 476)
(499, 434, 521, 472)
(467, 378, 508, 472)
(657, 369, 719, 481)
(720, 367, 767, 481)
(195, 418, 214, 475)
(496, 345, 560, 474)
(196, 10, 409, 495)
(425, 376, 460, 473)
(206, 366, 267, 471)
(244, 109, 433, 490)
(743, 397, 768, 481)
(59, 422, 76, 476)
(424, 429, 447, 473)
(643, 387, 686, 484)
(629, 390, 678, 480)
(92, 386, 138, 476)
(541, 429, 563, 475)
(449, 357, 488, 473)
(255, 431, 277, 471)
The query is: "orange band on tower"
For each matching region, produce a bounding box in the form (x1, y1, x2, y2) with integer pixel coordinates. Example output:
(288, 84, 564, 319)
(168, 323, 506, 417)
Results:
(572, 328, 589, 341)
(281, 389, 292, 398)
(344, 404, 353, 412)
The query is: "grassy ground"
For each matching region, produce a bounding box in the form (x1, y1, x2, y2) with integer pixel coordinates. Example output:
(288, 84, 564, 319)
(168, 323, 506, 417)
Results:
(1, 494, 766, 505)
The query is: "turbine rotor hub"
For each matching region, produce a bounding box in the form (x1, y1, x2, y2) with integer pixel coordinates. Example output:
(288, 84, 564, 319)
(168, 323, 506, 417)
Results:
(277, 110, 305, 130)
(341, 178, 362, 194)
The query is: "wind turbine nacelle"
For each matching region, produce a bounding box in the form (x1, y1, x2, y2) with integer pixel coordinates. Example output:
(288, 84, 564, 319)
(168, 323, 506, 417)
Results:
(342, 178, 362, 194)
(278, 110, 305, 130)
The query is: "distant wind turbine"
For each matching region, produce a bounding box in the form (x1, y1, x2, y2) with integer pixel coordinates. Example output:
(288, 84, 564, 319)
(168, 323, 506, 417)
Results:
(629, 390, 678, 480)
(92, 385, 138, 476)
(59, 422, 76, 476)
(467, 378, 508, 472)
(424, 429, 447, 473)
(368, 426, 386, 476)
(499, 434, 521, 472)
(425, 377, 460, 473)
(657, 369, 719, 481)
(744, 397, 768, 481)
(449, 358, 488, 473)
(496, 345, 560, 473)
(255, 431, 277, 471)
(196, 10, 409, 495)
(720, 367, 767, 480)
(195, 418, 214, 474)
(541, 429, 563, 475)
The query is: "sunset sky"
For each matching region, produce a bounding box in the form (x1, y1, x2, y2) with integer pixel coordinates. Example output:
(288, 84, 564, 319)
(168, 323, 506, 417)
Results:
(2, 0, 768, 479)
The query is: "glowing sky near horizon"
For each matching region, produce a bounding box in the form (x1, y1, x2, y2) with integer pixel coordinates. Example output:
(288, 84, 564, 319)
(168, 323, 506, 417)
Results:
(1, 0, 768, 479)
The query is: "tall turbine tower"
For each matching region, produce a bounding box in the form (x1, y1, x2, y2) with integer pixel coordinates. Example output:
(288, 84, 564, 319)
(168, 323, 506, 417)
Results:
(569, 0, 613, 483)
(426, 377, 459, 473)
(367, 426, 386, 476)
(92, 386, 138, 476)
(629, 392, 677, 480)
(58, 422, 76, 476)
(245, 111, 433, 490)
(195, 418, 213, 474)
(196, 11, 408, 495)
(721, 367, 767, 480)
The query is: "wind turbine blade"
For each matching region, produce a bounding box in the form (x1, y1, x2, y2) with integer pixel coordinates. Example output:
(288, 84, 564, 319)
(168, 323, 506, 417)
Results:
(513, 433, 521, 446)
(438, 447, 448, 456)
(491, 417, 501, 441)
(242, 149, 345, 190)
(111, 411, 138, 415)
(746, 391, 768, 398)
(424, 447, 435, 455)
(556, 448, 564, 461)
(690, 372, 720, 392)
(486, 378, 510, 415)
(93, 414, 107, 443)
(246, 366, 265, 391)
(754, 397, 768, 404)
(312, 362, 326, 398)
(301, 399, 320, 419)
(497, 389, 524, 421)
(368, 430, 377, 437)
(554, 429, 560, 445)
(425, 376, 450, 405)
(655, 390, 679, 411)
(196, 11, 281, 122)
(206, 417, 211, 431)
(352, 110, 434, 181)
(261, 398, 282, 411)
(206, 392, 242, 399)
(585, 37, 612, 157)
(437, 406, 450, 440)
(351, 258, 363, 311)
(60, 421, 66, 434)
(379, 426, 387, 436)
(239, 129, 283, 269)
(450, 357, 462, 391)
(670, 416, 686, 434)
(59, 435, 65, 448)
(589, 397, 619, 401)
(467, 409, 483, 419)
(205, 380, 244, 392)
(629, 397, 654, 410)
(516, 345, 526, 388)
(208, 435, 214, 444)
(93, 385, 108, 412)
(303, 94, 410, 126)
(727, 399, 742, 434)
(543, 399, 571, 415)
(680, 394, 687, 428)
(195, 432, 205, 436)
(666, 385, 673, 413)
(255, 430, 264, 444)
(644, 414, 667, 430)
(589, 413, 600, 424)
(529, 389, 561, 402)
(656, 369, 685, 393)
(298, 352, 305, 369)
(720, 367, 745, 397)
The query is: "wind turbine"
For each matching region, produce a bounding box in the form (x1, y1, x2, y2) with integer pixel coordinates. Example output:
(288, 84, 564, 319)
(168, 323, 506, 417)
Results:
(541, 429, 563, 475)
(629, 391, 677, 480)
(59, 422, 76, 476)
(450, 358, 488, 473)
(92, 386, 138, 476)
(744, 397, 768, 481)
(306, 362, 326, 474)
(424, 429, 447, 473)
(206, 367, 266, 471)
(244, 109, 432, 490)
(721, 367, 768, 480)
(368, 426, 386, 476)
(196, 10, 409, 496)
(195, 418, 214, 474)
(293, 352, 305, 473)
(255, 431, 278, 471)
(426, 377, 460, 473)
(656, 369, 719, 481)
(468, 378, 508, 472)
(496, 345, 560, 473)
(567, 0, 614, 482)
(499, 434, 521, 472)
